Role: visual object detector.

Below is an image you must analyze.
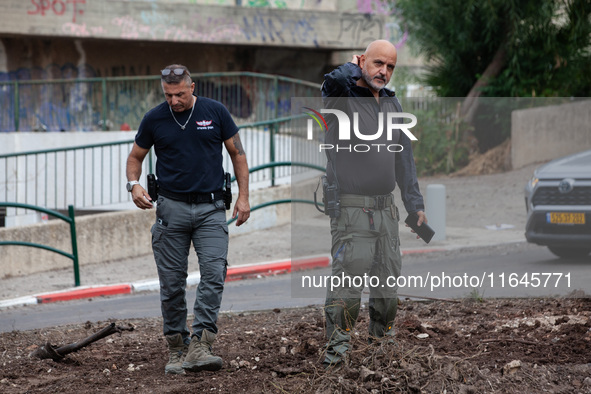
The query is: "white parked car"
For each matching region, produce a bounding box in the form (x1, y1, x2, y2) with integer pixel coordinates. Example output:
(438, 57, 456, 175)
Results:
(524, 149, 591, 258)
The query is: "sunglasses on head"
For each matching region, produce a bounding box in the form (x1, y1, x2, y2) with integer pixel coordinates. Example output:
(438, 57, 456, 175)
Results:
(161, 68, 185, 76)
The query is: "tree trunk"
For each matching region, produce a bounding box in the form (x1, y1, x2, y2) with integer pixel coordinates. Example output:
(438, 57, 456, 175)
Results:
(460, 43, 508, 152)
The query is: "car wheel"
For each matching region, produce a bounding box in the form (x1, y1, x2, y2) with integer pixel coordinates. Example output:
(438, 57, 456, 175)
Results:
(547, 246, 591, 259)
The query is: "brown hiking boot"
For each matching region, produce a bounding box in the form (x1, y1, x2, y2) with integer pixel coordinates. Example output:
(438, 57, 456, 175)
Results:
(165, 333, 188, 375)
(182, 329, 223, 372)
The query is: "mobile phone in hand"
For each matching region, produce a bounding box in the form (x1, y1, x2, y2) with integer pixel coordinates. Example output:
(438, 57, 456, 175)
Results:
(404, 213, 435, 244)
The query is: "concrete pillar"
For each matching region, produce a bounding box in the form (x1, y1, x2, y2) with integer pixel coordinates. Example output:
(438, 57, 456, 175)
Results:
(426, 184, 446, 241)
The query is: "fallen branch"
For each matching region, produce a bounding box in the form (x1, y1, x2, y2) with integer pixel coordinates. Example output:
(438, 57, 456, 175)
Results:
(29, 322, 134, 361)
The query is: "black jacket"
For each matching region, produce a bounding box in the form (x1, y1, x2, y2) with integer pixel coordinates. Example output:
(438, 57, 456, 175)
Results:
(321, 62, 424, 213)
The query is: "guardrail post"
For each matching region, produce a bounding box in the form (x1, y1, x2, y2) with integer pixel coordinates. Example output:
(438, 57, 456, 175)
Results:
(270, 123, 276, 186)
(14, 81, 20, 131)
(426, 184, 446, 241)
(68, 205, 81, 286)
(101, 78, 107, 131)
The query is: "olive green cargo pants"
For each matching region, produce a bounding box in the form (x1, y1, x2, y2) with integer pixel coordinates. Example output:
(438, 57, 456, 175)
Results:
(323, 198, 402, 366)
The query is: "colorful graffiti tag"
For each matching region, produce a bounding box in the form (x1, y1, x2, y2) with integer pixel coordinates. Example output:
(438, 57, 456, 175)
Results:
(27, 0, 86, 23)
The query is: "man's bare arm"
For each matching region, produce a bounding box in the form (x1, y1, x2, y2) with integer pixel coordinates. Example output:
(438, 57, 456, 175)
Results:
(224, 133, 250, 226)
(126, 142, 153, 209)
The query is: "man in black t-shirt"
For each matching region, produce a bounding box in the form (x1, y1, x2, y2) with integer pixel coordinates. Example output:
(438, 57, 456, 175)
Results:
(126, 64, 249, 375)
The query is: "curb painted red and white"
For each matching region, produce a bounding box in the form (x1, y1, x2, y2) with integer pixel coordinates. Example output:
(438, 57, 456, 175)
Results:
(0, 255, 330, 309)
(0, 247, 448, 309)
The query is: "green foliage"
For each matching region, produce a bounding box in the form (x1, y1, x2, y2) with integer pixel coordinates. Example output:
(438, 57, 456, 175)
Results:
(403, 99, 471, 176)
(466, 288, 485, 303)
(396, 0, 591, 97)
(389, 66, 420, 97)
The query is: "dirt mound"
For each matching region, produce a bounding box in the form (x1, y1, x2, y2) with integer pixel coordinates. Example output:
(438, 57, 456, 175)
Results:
(452, 139, 512, 177)
(1, 297, 591, 393)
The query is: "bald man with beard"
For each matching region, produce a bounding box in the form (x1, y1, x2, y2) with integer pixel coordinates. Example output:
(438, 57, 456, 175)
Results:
(320, 40, 428, 369)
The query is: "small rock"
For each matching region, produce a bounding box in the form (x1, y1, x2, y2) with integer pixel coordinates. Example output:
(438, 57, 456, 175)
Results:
(238, 360, 251, 368)
(279, 347, 287, 354)
(245, 331, 254, 335)
(360, 366, 376, 382)
(230, 360, 239, 369)
(1, 378, 9, 384)
(416, 333, 429, 339)
(573, 379, 582, 388)
(103, 369, 111, 375)
(502, 360, 521, 375)
(583, 377, 591, 386)
(254, 357, 260, 362)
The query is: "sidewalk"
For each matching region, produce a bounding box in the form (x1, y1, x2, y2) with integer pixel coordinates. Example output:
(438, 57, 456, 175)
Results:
(0, 165, 535, 308)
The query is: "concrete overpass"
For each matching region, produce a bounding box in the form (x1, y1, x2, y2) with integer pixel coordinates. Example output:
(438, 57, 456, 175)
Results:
(0, 0, 416, 83)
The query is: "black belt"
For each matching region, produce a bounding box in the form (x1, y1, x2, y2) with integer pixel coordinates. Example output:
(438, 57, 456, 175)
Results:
(340, 193, 393, 210)
(159, 189, 224, 204)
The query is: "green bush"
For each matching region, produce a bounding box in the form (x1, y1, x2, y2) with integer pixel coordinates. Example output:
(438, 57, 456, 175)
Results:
(407, 102, 471, 176)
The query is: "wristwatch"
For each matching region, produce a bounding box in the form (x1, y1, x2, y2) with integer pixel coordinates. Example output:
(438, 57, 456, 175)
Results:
(126, 180, 141, 192)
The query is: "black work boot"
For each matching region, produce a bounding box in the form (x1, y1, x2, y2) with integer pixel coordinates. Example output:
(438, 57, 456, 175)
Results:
(182, 329, 223, 372)
(165, 333, 188, 375)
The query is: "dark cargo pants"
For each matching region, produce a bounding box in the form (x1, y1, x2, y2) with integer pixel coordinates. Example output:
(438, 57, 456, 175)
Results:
(151, 195, 228, 342)
(324, 200, 402, 366)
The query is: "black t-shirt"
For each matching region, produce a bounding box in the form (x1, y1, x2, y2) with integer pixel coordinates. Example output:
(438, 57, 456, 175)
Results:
(324, 95, 401, 196)
(135, 95, 238, 193)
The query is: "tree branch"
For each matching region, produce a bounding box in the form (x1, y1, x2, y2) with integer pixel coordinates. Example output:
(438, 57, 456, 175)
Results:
(460, 44, 508, 125)
(29, 322, 135, 361)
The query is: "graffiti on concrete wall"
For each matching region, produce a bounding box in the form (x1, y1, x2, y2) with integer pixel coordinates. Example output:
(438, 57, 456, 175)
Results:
(0, 63, 98, 81)
(0, 64, 283, 132)
(106, 12, 322, 46)
(108, 14, 244, 42)
(241, 13, 318, 46)
(27, 0, 86, 23)
(18, 0, 380, 48)
(246, 0, 287, 8)
(355, 0, 408, 48)
(329, 13, 382, 47)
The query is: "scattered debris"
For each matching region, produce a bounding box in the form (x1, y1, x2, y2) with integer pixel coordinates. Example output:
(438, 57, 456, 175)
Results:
(29, 322, 134, 361)
(2, 299, 590, 392)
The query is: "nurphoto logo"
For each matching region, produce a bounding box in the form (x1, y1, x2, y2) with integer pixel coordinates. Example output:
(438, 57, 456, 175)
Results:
(303, 107, 418, 153)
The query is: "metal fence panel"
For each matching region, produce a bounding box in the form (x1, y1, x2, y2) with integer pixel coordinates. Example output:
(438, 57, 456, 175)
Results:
(0, 72, 320, 132)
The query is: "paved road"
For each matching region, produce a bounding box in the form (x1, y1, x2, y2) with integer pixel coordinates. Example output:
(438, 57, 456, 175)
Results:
(293, 242, 590, 300)
(0, 275, 325, 333)
(1, 243, 589, 333)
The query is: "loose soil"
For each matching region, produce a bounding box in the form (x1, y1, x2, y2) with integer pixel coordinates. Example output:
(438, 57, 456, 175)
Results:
(2, 297, 591, 393)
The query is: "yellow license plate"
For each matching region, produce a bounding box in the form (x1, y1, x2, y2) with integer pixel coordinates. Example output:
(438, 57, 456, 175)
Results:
(547, 212, 586, 224)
